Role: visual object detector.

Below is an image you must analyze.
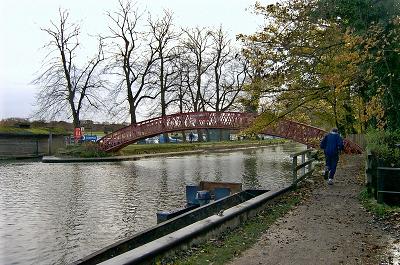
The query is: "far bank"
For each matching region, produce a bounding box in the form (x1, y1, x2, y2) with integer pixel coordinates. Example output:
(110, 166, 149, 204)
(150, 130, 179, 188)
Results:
(43, 139, 287, 163)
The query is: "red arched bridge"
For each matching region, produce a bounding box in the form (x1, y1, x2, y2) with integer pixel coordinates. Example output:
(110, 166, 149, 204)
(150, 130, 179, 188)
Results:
(98, 111, 363, 154)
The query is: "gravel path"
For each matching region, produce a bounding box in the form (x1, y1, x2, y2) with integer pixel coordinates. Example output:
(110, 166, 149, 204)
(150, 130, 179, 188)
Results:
(228, 155, 398, 265)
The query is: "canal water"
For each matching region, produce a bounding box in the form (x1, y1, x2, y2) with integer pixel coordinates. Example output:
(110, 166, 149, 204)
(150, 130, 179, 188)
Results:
(0, 143, 304, 265)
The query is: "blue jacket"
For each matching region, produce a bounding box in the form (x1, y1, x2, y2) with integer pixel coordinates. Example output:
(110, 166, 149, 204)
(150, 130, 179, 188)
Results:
(320, 132, 344, 156)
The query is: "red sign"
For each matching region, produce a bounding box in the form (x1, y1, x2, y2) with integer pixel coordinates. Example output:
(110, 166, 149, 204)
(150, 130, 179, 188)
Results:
(74, 128, 82, 143)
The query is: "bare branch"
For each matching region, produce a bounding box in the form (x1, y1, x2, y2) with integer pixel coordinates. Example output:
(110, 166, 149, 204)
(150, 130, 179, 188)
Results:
(33, 9, 107, 127)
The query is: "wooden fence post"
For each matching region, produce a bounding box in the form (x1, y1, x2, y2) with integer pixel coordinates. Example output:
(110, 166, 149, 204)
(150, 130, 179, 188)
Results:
(292, 156, 298, 186)
(301, 153, 306, 176)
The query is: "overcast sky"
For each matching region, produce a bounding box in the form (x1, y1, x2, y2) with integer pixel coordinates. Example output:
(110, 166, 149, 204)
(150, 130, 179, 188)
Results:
(0, 0, 273, 122)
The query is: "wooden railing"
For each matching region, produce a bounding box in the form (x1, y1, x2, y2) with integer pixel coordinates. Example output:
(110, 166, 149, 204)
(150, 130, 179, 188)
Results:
(290, 149, 315, 186)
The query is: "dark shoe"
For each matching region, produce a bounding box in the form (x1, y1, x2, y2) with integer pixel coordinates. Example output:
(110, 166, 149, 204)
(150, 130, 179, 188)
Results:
(324, 170, 329, 180)
(328, 178, 334, 185)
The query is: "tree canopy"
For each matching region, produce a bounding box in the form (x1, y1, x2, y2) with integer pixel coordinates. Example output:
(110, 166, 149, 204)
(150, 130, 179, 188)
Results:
(239, 0, 400, 134)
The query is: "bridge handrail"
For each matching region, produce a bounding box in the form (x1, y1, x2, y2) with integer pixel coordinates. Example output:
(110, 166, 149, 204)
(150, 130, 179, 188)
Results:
(100, 111, 255, 139)
(98, 111, 257, 151)
(264, 119, 362, 154)
(97, 111, 363, 154)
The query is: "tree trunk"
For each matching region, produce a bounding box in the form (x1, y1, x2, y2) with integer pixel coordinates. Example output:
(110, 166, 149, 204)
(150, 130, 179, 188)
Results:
(129, 103, 137, 124)
(72, 112, 80, 128)
(218, 129, 223, 141)
(197, 129, 204, 142)
(182, 131, 187, 142)
(205, 129, 210, 142)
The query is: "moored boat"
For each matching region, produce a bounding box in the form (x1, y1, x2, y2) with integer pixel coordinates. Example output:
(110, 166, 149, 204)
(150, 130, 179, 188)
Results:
(73, 181, 268, 265)
(156, 181, 243, 223)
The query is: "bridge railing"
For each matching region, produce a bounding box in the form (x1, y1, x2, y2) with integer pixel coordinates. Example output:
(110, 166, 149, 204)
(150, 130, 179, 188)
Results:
(98, 111, 257, 152)
(290, 149, 316, 186)
(98, 111, 363, 154)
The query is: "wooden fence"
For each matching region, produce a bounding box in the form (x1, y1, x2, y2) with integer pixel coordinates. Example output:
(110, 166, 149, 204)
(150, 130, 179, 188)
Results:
(346, 134, 366, 150)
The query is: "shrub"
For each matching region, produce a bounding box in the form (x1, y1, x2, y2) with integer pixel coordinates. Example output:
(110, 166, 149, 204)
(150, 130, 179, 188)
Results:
(61, 142, 110, 158)
(366, 129, 400, 167)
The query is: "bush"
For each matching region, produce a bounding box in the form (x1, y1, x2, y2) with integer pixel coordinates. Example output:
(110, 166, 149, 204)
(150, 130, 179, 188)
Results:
(61, 142, 110, 158)
(366, 129, 400, 167)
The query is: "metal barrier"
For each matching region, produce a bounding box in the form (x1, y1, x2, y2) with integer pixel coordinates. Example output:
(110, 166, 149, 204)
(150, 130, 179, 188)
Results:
(291, 149, 315, 186)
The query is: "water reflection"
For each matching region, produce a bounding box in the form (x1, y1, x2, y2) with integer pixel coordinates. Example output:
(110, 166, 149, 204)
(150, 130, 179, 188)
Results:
(157, 161, 170, 210)
(242, 151, 261, 189)
(213, 158, 223, 182)
(0, 143, 304, 265)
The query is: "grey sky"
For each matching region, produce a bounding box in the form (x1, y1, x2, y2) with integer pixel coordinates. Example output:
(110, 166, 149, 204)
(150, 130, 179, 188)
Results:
(0, 0, 272, 122)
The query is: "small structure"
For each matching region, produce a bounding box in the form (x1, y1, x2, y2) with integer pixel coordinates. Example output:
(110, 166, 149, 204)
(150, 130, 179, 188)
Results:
(0, 133, 66, 158)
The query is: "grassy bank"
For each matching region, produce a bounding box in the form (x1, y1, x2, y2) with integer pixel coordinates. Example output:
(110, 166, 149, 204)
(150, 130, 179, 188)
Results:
(359, 188, 400, 218)
(119, 139, 286, 156)
(57, 139, 287, 158)
(158, 180, 315, 265)
(0, 125, 67, 135)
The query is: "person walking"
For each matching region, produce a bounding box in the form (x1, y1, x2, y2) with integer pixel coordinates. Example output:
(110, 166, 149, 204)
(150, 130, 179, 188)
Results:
(320, 128, 344, 185)
(189, 132, 194, 143)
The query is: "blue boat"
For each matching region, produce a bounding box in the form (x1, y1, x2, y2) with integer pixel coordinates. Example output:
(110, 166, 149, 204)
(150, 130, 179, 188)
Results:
(157, 181, 243, 223)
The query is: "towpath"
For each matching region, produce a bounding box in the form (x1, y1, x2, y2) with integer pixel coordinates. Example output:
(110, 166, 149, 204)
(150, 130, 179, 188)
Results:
(228, 154, 399, 265)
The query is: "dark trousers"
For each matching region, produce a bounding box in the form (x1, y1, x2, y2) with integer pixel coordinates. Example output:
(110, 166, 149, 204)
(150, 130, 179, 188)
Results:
(325, 154, 339, 179)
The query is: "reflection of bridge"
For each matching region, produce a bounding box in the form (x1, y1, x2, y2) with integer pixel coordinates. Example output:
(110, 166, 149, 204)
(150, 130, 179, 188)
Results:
(98, 111, 362, 154)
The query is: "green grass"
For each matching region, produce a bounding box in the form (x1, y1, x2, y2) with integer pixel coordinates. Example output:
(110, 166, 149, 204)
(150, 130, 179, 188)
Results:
(86, 131, 106, 137)
(119, 139, 286, 156)
(0, 126, 68, 135)
(359, 188, 400, 218)
(158, 187, 309, 265)
(55, 139, 286, 158)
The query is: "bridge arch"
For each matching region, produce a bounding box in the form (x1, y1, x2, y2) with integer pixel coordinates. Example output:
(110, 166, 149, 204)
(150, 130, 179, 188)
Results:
(98, 111, 362, 154)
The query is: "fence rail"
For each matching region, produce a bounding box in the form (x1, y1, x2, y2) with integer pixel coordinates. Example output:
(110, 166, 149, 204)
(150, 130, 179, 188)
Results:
(291, 149, 315, 186)
(377, 167, 400, 204)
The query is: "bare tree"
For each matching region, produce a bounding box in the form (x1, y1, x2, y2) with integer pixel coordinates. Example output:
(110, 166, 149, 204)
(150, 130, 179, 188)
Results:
(148, 10, 182, 142)
(179, 27, 214, 141)
(166, 47, 194, 141)
(208, 26, 246, 112)
(148, 10, 180, 117)
(172, 48, 192, 113)
(33, 9, 106, 128)
(181, 27, 213, 112)
(106, 0, 158, 124)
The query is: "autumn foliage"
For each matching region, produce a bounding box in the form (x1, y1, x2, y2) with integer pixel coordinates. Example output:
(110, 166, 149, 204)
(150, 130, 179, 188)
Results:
(239, 0, 400, 134)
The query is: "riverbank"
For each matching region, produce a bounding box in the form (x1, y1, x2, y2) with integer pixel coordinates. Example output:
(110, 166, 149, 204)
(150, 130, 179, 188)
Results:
(44, 140, 286, 162)
(166, 154, 399, 264)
